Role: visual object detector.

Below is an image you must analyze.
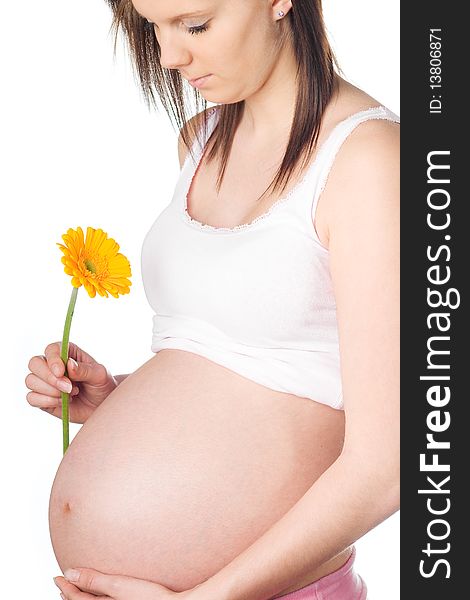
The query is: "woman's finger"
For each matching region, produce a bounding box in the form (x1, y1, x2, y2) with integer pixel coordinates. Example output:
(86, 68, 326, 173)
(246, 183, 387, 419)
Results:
(55, 568, 177, 599)
(25, 372, 65, 396)
(27, 386, 78, 408)
(44, 342, 67, 377)
(27, 354, 70, 391)
(26, 391, 63, 409)
(54, 576, 112, 600)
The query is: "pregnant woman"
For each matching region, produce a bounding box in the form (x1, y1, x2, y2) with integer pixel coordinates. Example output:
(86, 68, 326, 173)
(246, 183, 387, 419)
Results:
(25, 1, 399, 599)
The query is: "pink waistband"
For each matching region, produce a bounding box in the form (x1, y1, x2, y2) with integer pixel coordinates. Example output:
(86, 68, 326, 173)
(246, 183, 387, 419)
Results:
(276, 546, 367, 599)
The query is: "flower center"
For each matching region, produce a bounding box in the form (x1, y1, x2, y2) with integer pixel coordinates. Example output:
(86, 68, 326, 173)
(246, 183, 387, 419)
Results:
(84, 259, 96, 274)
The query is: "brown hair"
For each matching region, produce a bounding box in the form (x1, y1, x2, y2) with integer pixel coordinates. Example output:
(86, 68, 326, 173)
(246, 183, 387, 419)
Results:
(103, 0, 339, 202)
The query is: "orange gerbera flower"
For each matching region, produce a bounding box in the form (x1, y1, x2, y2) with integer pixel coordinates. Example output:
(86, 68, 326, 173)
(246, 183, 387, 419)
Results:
(55, 226, 132, 454)
(57, 226, 132, 298)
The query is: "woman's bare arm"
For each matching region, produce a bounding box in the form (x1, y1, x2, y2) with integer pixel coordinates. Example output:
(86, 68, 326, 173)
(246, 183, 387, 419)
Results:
(187, 119, 400, 600)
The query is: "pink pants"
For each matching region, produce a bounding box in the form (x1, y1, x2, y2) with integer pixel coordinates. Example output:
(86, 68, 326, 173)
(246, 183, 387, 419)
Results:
(275, 546, 367, 599)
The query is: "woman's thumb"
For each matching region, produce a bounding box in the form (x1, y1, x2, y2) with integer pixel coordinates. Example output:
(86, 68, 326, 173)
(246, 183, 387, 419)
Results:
(67, 356, 112, 388)
(68, 357, 79, 370)
(67, 357, 97, 383)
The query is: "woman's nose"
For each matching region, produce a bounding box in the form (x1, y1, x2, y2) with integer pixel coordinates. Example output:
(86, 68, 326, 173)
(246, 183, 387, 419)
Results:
(157, 31, 191, 71)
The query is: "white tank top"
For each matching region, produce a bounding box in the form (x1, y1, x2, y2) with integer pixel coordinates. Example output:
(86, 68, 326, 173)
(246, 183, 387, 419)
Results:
(141, 105, 400, 409)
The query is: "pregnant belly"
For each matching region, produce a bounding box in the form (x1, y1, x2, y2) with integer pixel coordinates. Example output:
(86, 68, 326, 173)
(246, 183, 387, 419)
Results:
(49, 350, 345, 593)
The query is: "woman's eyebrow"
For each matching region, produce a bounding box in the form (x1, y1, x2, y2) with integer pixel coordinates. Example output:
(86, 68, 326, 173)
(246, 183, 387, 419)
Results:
(136, 9, 209, 23)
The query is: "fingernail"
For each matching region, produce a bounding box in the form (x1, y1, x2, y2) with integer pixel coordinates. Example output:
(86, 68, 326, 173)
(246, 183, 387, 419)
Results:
(64, 568, 80, 582)
(68, 358, 78, 369)
(57, 380, 73, 393)
(53, 577, 60, 588)
(52, 364, 62, 377)
(60, 593, 66, 600)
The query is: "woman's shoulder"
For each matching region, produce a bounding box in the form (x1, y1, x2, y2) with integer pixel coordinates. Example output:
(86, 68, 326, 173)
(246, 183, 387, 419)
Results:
(318, 86, 399, 246)
(330, 77, 398, 123)
(340, 109, 400, 173)
(327, 79, 399, 164)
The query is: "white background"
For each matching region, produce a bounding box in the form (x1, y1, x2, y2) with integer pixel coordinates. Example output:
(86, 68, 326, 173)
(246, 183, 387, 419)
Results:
(1, 1, 399, 597)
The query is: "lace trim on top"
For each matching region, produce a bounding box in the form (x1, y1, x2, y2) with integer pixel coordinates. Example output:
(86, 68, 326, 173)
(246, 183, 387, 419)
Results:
(182, 105, 396, 234)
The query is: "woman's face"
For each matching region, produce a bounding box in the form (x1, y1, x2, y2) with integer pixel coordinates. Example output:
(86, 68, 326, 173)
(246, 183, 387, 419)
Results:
(131, 0, 291, 104)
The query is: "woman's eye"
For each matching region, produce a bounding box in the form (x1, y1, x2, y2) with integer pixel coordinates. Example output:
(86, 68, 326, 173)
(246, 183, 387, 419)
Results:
(187, 23, 209, 35)
(142, 17, 208, 36)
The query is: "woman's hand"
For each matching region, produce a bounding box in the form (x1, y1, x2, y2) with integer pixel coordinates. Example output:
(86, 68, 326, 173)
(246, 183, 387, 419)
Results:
(25, 341, 119, 424)
(53, 568, 195, 600)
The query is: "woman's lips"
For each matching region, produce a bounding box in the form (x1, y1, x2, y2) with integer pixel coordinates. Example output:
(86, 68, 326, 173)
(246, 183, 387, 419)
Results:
(188, 74, 212, 88)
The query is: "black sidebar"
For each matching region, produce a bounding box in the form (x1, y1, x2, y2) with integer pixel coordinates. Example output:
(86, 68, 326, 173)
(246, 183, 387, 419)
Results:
(401, 3, 467, 598)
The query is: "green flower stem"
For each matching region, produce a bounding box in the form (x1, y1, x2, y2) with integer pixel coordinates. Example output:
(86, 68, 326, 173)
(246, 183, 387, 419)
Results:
(60, 286, 79, 455)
